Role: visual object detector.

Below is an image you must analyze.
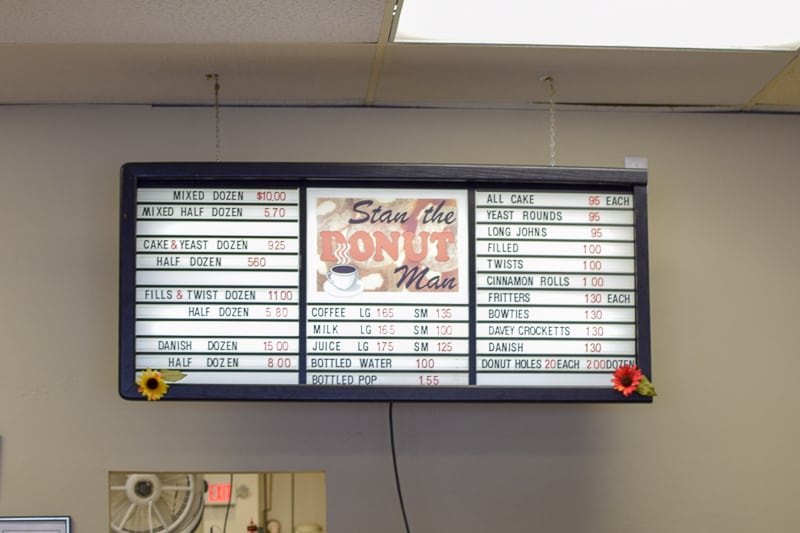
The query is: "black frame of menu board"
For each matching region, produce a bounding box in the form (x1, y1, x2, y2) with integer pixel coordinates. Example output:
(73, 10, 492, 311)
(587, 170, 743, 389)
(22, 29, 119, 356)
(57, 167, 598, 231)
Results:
(120, 162, 651, 402)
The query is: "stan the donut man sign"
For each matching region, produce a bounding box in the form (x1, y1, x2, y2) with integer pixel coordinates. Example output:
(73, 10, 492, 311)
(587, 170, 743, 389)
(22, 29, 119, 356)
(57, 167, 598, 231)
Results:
(306, 188, 470, 304)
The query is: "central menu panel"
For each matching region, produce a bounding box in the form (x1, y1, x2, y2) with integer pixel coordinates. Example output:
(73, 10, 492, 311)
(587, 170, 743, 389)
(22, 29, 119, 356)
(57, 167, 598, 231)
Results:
(120, 163, 650, 402)
(306, 188, 470, 387)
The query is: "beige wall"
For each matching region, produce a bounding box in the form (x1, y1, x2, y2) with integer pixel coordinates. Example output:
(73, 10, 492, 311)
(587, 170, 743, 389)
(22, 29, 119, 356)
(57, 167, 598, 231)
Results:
(0, 105, 798, 532)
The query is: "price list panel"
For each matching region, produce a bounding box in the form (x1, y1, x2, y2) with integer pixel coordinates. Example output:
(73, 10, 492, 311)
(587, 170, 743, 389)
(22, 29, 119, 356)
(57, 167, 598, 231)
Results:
(134, 187, 301, 385)
(120, 163, 650, 401)
(475, 191, 637, 387)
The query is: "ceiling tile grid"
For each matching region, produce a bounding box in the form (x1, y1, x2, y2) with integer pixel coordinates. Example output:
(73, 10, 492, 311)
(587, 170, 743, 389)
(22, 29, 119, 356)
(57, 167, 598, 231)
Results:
(0, 0, 797, 111)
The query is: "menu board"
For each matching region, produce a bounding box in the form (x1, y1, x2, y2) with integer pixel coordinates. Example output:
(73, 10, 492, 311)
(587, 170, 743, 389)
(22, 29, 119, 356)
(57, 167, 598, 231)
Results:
(120, 163, 650, 401)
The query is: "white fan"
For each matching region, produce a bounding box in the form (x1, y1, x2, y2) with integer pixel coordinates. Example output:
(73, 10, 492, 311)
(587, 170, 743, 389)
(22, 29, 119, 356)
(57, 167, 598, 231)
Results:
(109, 473, 205, 533)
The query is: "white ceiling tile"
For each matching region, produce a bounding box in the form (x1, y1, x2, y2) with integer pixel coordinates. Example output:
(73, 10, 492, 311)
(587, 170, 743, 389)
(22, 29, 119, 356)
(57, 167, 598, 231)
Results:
(0, 0, 386, 43)
(375, 45, 797, 108)
(0, 43, 377, 105)
(753, 55, 800, 108)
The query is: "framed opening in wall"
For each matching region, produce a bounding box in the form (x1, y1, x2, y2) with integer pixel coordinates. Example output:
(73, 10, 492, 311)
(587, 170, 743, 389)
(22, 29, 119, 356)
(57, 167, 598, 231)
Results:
(119, 162, 651, 402)
(108, 471, 325, 533)
(0, 517, 71, 532)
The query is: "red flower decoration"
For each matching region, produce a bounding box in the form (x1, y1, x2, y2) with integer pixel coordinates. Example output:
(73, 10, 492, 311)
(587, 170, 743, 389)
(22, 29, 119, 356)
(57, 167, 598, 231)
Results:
(612, 364, 643, 397)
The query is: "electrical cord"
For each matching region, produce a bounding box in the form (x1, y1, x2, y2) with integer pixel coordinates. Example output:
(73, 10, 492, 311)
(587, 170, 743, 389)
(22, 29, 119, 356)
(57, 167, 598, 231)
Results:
(222, 472, 234, 533)
(389, 402, 411, 533)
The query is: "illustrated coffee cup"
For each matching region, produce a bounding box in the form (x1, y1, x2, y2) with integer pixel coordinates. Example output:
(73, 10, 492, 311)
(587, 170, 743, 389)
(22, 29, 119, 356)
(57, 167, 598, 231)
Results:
(327, 264, 359, 291)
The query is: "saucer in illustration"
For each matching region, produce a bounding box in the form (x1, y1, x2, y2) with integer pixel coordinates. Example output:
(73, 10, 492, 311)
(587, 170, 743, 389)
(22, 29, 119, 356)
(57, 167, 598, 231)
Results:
(323, 280, 364, 297)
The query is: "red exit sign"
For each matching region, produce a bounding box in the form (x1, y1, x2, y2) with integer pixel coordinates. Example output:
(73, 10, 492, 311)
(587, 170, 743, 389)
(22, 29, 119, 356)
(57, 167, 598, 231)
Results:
(206, 483, 235, 505)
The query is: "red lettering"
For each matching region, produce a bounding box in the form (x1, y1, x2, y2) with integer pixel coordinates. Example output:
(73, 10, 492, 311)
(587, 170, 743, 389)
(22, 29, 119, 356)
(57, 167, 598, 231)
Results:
(320, 231, 345, 262)
(319, 230, 453, 263)
(348, 231, 373, 261)
(430, 231, 455, 261)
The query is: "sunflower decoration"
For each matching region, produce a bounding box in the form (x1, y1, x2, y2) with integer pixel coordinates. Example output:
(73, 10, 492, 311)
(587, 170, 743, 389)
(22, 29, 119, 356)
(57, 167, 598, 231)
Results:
(611, 364, 656, 398)
(136, 368, 186, 401)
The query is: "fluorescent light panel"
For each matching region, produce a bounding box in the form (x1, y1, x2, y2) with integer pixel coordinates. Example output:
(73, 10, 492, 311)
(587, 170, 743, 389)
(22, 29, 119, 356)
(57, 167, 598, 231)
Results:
(394, 0, 800, 51)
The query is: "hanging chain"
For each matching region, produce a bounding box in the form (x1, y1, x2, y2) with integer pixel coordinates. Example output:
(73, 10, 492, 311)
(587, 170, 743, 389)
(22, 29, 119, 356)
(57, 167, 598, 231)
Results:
(541, 75, 556, 166)
(206, 73, 221, 162)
